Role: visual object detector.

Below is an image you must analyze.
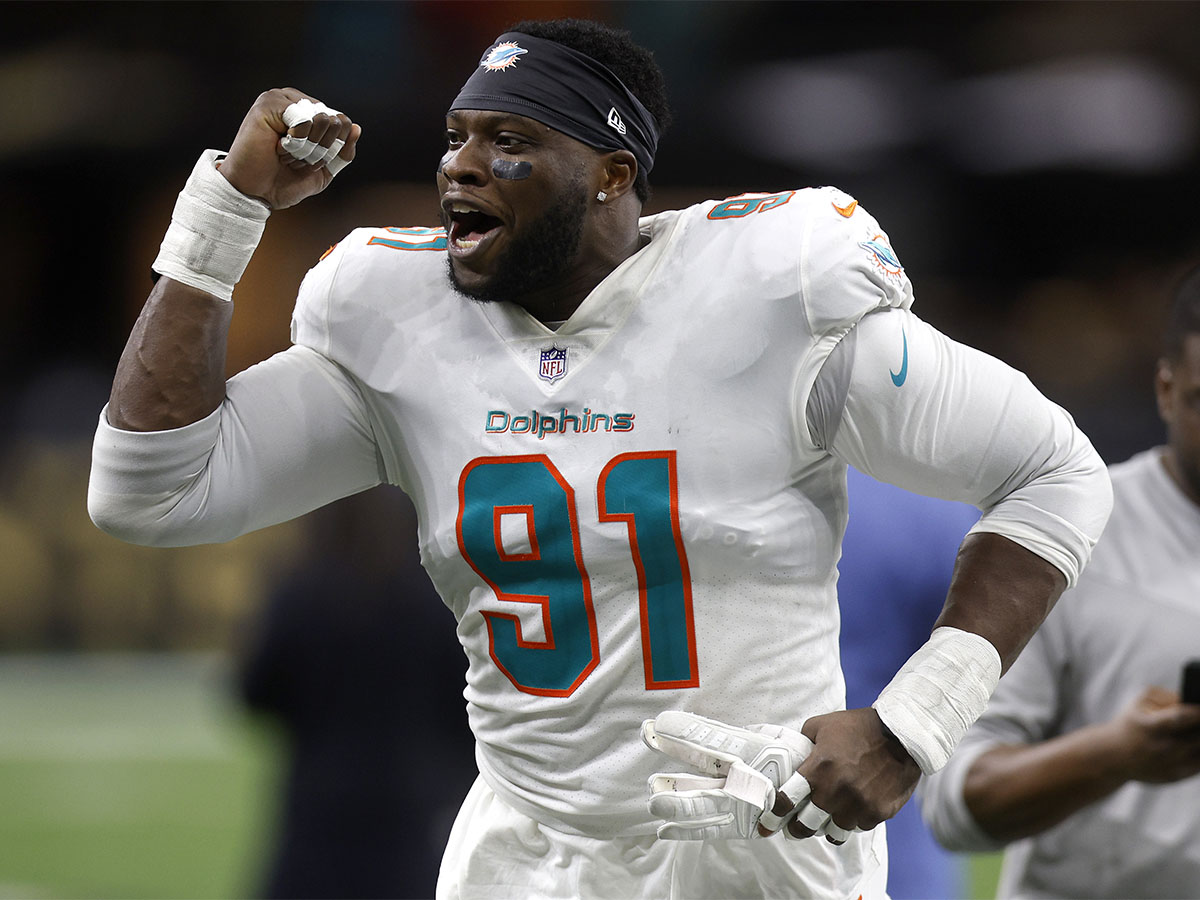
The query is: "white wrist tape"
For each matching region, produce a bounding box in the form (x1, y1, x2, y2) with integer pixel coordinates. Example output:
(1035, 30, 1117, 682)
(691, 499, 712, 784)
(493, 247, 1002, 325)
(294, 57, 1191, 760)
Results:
(280, 99, 349, 175)
(151, 149, 269, 301)
(872, 626, 1002, 774)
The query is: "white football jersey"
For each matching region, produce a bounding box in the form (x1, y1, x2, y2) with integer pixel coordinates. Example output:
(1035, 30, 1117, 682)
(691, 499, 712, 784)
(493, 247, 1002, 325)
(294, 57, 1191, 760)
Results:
(288, 186, 912, 841)
(90, 174, 1113, 897)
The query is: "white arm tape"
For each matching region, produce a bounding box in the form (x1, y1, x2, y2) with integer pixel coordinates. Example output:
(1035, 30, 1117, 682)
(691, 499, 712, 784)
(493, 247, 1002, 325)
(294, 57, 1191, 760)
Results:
(280, 99, 349, 175)
(872, 626, 1002, 775)
(151, 149, 269, 302)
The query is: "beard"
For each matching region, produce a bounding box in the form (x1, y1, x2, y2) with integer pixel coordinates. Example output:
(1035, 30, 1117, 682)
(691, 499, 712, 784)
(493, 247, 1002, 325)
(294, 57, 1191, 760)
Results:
(444, 176, 589, 307)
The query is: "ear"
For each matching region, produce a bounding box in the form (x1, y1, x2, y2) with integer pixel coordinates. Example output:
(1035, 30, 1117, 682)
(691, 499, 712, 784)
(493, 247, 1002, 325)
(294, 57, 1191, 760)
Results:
(598, 149, 638, 201)
(1155, 357, 1174, 426)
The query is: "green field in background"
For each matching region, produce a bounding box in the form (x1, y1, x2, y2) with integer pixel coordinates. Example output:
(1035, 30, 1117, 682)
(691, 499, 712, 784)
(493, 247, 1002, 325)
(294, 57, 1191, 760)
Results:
(0, 654, 1003, 899)
(0, 655, 280, 899)
(970, 852, 1004, 898)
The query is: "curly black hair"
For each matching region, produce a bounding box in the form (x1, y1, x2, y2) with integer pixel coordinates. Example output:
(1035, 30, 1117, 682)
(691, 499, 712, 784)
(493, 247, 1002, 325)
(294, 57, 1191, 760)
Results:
(507, 18, 671, 204)
(1164, 263, 1200, 362)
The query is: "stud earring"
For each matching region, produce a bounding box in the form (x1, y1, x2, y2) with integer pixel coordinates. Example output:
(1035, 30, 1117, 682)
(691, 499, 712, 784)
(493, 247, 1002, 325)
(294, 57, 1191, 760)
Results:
(596, 191, 608, 202)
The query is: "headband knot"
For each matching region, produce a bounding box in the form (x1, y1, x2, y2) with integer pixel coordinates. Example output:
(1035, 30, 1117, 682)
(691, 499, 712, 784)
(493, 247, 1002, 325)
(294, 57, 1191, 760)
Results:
(449, 32, 660, 175)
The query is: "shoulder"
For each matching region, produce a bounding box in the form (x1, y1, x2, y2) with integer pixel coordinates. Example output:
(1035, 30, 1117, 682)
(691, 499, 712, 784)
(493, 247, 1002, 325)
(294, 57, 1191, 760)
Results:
(669, 186, 886, 244)
(1108, 449, 1158, 490)
(291, 225, 455, 354)
(659, 186, 853, 237)
(1104, 450, 1167, 528)
(1061, 449, 1177, 594)
(1099, 447, 1195, 546)
(672, 185, 911, 285)
(305, 225, 450, 288)
(662, 187, 914, 331)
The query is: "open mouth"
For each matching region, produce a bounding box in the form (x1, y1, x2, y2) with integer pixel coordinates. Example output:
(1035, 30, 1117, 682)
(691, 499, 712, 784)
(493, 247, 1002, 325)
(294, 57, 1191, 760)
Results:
(446, 204, 504, 252)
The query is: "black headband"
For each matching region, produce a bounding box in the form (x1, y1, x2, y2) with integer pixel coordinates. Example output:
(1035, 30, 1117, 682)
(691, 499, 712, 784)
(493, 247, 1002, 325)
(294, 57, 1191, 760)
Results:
(449, 32, 660, 175)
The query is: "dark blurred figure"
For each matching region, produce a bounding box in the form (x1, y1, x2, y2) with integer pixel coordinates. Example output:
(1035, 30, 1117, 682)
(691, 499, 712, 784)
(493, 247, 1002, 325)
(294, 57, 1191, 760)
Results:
(239, 486, 476, 900)
(838, 467, 980, 900)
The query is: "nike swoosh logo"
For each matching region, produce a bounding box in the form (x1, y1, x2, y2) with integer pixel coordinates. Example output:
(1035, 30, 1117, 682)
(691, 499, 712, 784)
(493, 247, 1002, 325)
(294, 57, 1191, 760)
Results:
(890, 329, 908, 386)
(832, 199, 858, 218)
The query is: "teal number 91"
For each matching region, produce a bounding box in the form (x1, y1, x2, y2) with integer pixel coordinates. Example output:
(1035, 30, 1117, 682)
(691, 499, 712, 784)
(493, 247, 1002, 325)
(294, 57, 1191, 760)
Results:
(457, 452, 699, 697)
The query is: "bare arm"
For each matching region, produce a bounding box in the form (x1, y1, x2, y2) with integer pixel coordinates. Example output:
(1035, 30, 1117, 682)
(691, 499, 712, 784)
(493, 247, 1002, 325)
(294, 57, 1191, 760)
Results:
(779, 531, 1066, 838)
(108, 88, 360, 432)
(964, 685, 1200, 841)
(935, 530, 1066, 675)
(108, 279, 234, 430)
(90, 89, 379, 548)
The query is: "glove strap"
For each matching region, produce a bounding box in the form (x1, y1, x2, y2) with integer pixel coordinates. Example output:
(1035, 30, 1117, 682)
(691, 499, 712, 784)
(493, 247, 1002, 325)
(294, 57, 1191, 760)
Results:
(872, 626, 1001, 774)
(722, 761, 774, 811)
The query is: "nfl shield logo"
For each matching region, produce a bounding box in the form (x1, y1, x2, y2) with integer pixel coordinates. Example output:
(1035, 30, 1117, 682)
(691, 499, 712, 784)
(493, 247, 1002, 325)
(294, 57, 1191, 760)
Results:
(539, 346, 568, 383)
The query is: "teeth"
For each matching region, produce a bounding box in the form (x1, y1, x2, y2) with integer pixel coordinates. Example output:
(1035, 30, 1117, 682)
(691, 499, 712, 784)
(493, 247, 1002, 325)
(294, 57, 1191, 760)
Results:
(451, 203, 476, 213)
(452, 237, 479, 250)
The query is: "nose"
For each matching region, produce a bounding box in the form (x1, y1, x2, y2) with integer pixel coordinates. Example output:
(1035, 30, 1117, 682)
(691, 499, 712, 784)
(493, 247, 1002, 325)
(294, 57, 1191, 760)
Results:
(439, 138, 489, 187)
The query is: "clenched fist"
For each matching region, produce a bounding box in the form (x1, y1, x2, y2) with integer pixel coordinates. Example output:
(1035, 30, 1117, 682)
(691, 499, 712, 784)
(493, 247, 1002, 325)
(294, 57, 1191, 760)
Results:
(219, 87, 361, 209)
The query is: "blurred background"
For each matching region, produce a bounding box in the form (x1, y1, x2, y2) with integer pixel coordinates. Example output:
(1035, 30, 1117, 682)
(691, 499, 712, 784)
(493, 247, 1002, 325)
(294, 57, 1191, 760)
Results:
(1, 1, 1197, 897)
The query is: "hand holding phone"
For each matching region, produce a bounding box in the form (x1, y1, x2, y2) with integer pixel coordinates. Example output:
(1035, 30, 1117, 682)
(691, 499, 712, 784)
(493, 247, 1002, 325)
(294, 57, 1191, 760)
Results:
(1182, 660, 1200, 705)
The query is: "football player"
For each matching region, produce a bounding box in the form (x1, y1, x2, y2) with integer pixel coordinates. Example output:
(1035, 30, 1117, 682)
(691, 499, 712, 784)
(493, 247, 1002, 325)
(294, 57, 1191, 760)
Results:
(90, 18, 1112, 899)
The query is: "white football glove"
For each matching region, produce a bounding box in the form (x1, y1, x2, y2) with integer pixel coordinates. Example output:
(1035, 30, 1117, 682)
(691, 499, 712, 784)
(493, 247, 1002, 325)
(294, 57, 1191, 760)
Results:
(642, 710, 813, 840)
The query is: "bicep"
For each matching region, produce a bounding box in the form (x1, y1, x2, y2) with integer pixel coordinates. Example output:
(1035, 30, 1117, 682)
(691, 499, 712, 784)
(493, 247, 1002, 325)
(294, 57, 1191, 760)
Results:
(825, 308, 1048, 501)
(217, 345, 385, 530)
(818, 307, 1110, 586)
(89, 344, 384, 546)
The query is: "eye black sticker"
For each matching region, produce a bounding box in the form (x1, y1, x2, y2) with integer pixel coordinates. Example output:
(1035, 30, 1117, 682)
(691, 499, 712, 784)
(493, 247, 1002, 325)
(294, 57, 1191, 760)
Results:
(492, 159, 532, 180)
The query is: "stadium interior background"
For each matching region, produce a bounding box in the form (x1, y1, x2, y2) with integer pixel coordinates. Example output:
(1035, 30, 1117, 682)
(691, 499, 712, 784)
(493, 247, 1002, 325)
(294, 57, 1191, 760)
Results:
(2, 1, 1198, 897)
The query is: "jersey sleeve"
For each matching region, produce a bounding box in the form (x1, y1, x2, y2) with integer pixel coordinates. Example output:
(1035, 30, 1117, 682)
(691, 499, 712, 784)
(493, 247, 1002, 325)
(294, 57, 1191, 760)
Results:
(290, 232, 356, 356)
(779, 188, 916, 431)
(918, 609, 1071, 851)
(798, 188, 914, 340)
(88, 343, 385, 547)
(816, 306, 1112, 587)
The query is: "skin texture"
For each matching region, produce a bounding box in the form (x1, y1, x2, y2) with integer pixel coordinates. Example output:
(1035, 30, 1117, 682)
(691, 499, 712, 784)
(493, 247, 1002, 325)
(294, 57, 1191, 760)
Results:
(1157, 333, 1200, 506)
(761, 532, 1067, 841)
(443, 170, 592, 309)
(108, 85, 1075, 847)
(107, 278, 234, 431)
(964, 686, 1200, 841)
(108, 88, 359, 432)
(960, 333, 1200, 842)
(437, 108, 640, 323)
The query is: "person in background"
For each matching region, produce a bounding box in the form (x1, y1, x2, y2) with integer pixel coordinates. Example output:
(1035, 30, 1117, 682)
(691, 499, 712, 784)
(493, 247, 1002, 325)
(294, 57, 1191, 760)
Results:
(919, 264, 1200, 898)
(239, 488, 476, 899)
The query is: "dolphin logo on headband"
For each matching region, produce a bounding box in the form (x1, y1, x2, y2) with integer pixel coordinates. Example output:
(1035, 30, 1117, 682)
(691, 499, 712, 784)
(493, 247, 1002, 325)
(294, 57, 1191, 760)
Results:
(450, 32, 661, 175)
(480, 41, 527, 71)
